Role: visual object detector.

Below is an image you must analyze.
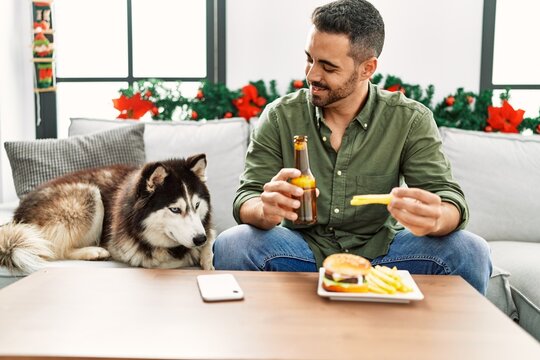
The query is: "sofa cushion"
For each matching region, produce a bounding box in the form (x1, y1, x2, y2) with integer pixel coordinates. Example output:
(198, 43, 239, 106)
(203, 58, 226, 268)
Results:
(489, 241, 540, 340)
(69, 118, 250, 234)
(512, 287, 540, 341)
(4, 124, 146, 198)
(439, 127, 540, 243)
(486, 265, 518, 321)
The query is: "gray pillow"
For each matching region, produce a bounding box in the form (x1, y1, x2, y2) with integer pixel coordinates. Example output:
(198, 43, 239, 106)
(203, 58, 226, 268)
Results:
(4, 124, 146, 198)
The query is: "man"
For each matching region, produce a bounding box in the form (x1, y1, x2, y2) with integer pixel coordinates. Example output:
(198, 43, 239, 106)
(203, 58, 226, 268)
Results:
(213, 0, 492, 294)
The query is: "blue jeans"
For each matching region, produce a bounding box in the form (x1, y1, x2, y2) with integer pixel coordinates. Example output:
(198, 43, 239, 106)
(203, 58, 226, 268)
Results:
(213, 224, 493, 294)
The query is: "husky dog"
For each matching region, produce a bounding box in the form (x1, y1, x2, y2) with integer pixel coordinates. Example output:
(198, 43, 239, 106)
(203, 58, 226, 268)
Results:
(0, 154, 215, 274)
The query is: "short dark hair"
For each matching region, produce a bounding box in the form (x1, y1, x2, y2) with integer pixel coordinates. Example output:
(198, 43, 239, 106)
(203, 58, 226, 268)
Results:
(312, 0, 385, 63)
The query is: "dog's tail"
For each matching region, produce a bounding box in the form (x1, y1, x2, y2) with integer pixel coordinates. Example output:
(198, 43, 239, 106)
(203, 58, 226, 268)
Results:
(0, 222, 53, 274)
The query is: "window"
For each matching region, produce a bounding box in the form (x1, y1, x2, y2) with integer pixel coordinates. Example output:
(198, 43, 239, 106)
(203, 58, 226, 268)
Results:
(480, 0, 540, 117)
(37, 0, 226, 139)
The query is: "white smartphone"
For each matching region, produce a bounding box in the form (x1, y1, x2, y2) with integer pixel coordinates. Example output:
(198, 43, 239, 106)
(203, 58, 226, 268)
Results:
(196, 274, 244, 302)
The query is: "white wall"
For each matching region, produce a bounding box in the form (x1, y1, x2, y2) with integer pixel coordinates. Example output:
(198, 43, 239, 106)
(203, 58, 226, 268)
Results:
(0, 0, 484, 203)
(227, 0, 483, 102)
(0, 0, 35, 202)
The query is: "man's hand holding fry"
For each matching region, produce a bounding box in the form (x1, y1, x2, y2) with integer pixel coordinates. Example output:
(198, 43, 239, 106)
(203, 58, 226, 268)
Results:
(387, 187, 460, 237)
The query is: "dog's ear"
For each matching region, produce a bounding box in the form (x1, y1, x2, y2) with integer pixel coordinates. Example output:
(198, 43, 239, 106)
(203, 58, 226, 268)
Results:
(187, 153, 207, 182)
(139, 162, 169, 195)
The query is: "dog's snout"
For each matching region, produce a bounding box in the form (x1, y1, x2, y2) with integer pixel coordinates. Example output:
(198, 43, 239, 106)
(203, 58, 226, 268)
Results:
(193, 234, 207, 246)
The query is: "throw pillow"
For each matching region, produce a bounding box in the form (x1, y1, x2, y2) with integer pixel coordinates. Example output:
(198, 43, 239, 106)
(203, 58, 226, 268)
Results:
(4, 124, 146, 198)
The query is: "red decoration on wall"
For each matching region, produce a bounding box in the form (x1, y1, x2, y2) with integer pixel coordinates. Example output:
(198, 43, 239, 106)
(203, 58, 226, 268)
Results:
(32, 0, 55, 92)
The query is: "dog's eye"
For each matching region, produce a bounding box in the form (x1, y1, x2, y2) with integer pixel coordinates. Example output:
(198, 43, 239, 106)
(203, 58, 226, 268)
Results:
(195, 201, 201, 210)
(169, 207, 182, 214)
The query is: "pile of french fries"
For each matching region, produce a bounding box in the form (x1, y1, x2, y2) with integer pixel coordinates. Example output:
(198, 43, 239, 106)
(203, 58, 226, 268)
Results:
(365, 265, 413, 294)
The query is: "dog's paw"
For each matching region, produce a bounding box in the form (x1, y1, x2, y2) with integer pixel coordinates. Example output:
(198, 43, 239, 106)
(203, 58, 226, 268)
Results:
(200, 251, 214, 270)
(201, 259, 215, 271)
(67, 246, 110, 261)
(199, 246, 214, 270)
(93, 247, 111, 259)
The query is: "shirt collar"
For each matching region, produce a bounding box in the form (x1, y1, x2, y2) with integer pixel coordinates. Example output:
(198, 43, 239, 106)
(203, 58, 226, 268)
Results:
(314, 82, 376, 131)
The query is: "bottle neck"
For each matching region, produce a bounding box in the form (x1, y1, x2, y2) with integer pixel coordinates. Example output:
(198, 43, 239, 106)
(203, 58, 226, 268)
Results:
(294, 146, 311, 173)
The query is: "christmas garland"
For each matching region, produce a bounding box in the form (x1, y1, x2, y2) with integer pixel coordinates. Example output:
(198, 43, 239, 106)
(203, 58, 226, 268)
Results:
(113, 75, 540, 135)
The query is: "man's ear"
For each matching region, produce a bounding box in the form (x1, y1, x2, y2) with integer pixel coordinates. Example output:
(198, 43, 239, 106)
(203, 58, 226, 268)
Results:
(187, 153, 207, 182)
(359, 57, 378, 81)
(139, 162, 168, 195)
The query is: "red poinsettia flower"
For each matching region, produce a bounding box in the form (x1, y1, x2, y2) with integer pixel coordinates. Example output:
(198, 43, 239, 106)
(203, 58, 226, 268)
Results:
(233, 84, 267, 120)
(445, 96, 455, 107)
(112, 93, 154, 120)
(233, 98, 261, 120)
(255, 96, 267, 107)
(224, 112, 233, 118)
(536, 124, 540, 134)
(241, 84, 259, 102)
(386, 84, 405, 94)
(487, 100, 525, 133)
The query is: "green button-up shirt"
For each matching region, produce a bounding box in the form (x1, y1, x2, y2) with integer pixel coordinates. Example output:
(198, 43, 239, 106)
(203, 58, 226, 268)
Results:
(233, 83, 469, 267)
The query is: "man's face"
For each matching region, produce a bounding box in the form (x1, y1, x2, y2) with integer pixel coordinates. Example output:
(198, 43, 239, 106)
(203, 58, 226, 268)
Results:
(304, 27, 360, 108)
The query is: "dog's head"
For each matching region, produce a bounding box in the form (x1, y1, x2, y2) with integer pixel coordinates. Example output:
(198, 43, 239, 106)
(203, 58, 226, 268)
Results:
(135, 154, 212, 249)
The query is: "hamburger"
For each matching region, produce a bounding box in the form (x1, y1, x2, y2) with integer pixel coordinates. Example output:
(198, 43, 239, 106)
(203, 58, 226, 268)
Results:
(322, 253, 372, 292)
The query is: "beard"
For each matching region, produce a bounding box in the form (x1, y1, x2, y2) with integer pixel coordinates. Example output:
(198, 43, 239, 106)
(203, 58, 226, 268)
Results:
(308, 70, 359, 108)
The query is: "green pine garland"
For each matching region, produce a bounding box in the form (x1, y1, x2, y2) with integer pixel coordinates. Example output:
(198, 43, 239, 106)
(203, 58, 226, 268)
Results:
(116, 75, 540, 135)
(190, 82, 240, 120)
(433, 88, 489, 131)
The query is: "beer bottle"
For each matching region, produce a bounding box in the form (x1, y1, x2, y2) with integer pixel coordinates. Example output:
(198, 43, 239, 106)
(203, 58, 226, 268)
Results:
(290, 135, 317, 225)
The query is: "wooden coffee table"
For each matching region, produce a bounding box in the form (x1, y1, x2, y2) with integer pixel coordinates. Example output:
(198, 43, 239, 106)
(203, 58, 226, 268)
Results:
(0, 268, 538, 360)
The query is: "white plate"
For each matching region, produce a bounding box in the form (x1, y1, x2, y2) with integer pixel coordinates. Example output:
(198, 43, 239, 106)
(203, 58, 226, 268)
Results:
(317, 268, 424, 303)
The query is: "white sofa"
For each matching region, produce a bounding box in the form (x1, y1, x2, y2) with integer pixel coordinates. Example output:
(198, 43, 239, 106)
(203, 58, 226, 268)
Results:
(0, 119, 538, 341)
(0, 117, 251, 285)
(439, 127, 540, 341)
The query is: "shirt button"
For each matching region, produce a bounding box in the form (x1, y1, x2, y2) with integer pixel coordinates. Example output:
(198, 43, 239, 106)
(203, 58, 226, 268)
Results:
(322, 136, 327, 142)
(328, 227, 333, 231)
(334, 208, 340, 214)
(337, 170, 342, 176)
(344, 249, 349, 253)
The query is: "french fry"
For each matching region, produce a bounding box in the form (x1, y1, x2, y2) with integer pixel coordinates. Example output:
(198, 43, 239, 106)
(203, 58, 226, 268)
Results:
(350, 194, 393, 206)
(366, 265, 414, 294)
(366, 273, 397, 294)
(367, 282, 389, 294)
(377, 265, 400, 279)
(398, 282, 413, 293)
(370, 267, 400, 288)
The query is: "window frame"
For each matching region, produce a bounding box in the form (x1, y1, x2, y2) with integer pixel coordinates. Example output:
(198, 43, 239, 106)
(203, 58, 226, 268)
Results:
(35, 0, 226, 139)
(480, 0, 540, 92)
